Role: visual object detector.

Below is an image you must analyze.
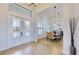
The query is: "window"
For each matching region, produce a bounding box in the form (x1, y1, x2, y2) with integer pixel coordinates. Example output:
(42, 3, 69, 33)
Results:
(44, 18, 50, 32)
(37, 23, 43, 35)
(37, 15, 51, 35)
(9, 3, 32, 17)
(37, 16, 43, 35)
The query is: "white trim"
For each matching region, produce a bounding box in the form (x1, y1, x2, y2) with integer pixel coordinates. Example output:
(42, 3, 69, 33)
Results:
(9, 11, 32, 20)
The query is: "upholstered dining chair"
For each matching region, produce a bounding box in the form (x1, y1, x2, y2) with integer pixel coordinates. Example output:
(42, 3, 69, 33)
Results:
(47, 32, 54, 41)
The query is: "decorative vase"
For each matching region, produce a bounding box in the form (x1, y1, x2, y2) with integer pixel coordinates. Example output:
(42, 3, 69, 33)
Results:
(70, 17, 76, 55)
(70, 37, 76, 55)
(70, 45, 76, 55)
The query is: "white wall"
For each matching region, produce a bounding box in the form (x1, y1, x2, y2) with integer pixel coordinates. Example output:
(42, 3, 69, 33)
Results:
(63, 4, 79, 55)
(73, 4, 79, 55)
(74, 20, 79, 55)
(63, 4, 72, 55)
(0, 4, 9, 51)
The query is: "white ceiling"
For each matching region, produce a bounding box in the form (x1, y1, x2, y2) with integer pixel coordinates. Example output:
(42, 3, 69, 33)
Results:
(26, 3, 63, 20)
(37, 3, 63, 20)
(36, 3, 53, 13)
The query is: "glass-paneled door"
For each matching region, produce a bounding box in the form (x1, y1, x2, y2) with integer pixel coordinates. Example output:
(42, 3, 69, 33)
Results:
(8, 3, 32, 47)
(11, 16, 22, 40)
(11, 15, 31, 43)
(21, 17, 31, 42)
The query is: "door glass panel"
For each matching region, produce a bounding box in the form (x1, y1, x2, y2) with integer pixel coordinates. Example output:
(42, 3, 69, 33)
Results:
(11, 16, 21, 38)
(24, 20, 30, 36)
(38, 29, 42, 35)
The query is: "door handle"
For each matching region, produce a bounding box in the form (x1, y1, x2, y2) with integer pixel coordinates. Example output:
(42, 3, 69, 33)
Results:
(21, 32, 23, 35)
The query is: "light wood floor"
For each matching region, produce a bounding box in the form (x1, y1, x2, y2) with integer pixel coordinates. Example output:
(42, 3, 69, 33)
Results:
(0, 38, 63, 55)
